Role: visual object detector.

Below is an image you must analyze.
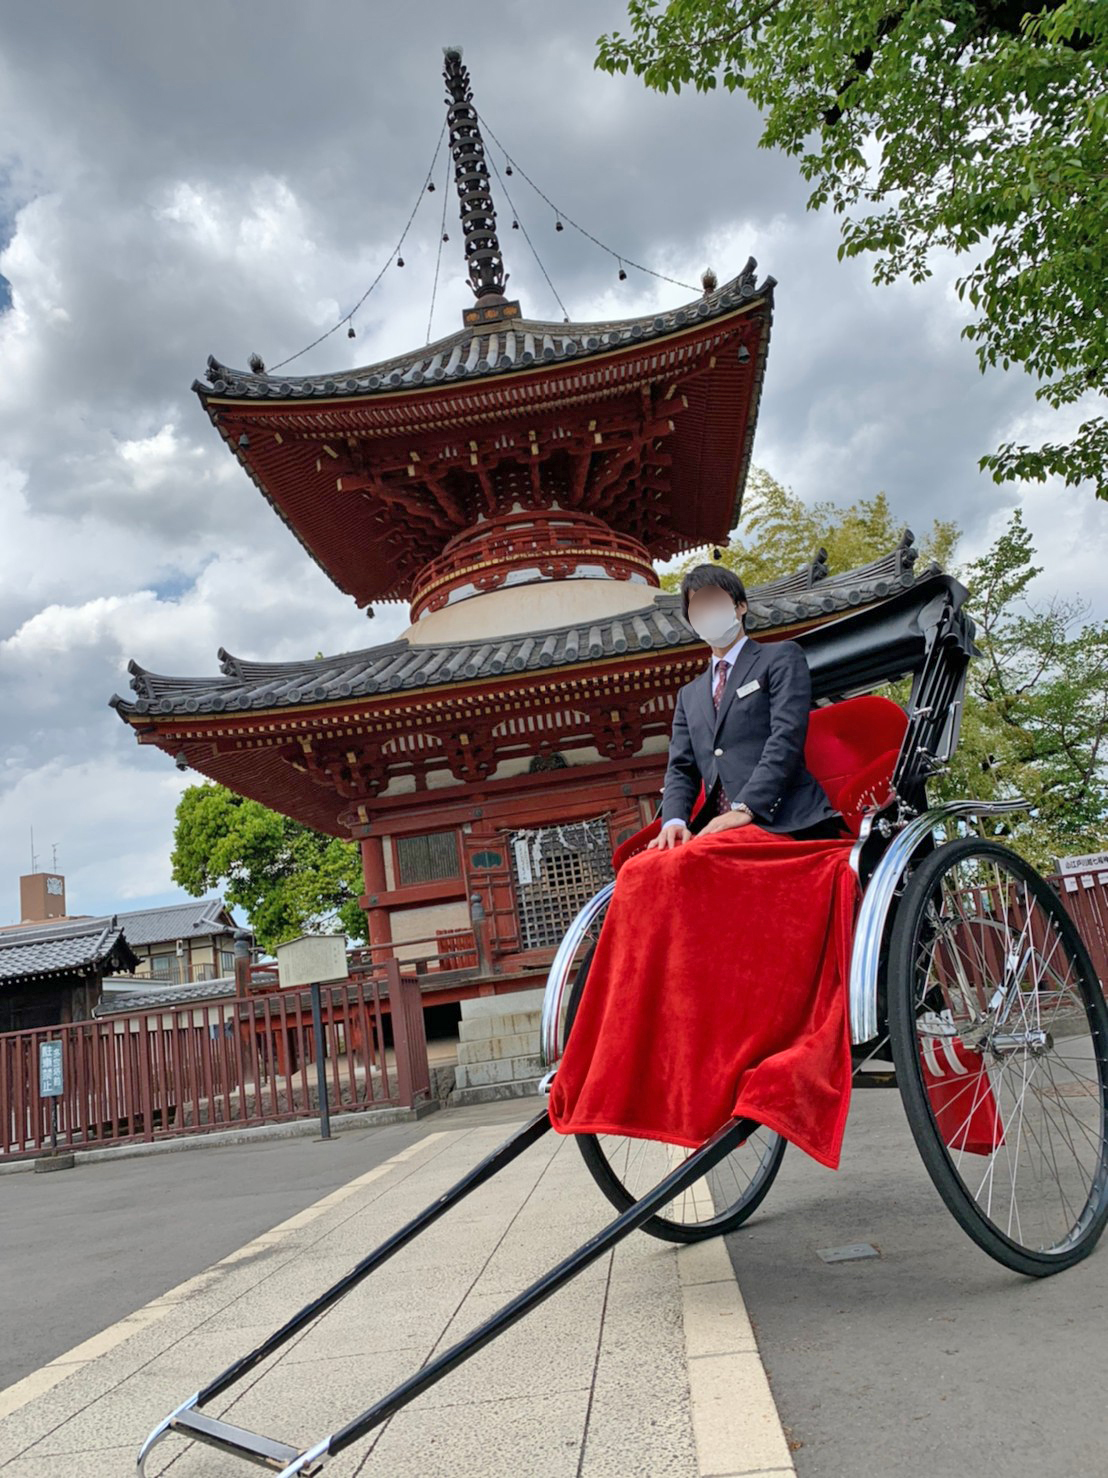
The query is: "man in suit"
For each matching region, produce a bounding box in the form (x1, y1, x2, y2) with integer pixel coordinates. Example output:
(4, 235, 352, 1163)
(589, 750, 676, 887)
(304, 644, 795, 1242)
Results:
(649, 563, 849, 851)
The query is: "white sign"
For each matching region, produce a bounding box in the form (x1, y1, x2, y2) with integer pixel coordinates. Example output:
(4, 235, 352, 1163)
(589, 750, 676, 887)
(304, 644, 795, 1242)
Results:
(1056, 851, 1108, 875)
(276, 933, 349, 990)
(39, 1041, 63, 1097)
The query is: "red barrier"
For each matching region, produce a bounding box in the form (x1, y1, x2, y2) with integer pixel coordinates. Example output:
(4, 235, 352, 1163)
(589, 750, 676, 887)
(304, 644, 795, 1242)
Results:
(0, 975, 430, 1162)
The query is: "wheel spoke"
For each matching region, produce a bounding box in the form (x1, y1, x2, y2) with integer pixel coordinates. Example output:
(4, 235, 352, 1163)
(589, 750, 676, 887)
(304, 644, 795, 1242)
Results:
(893, 836, 1108, 1265)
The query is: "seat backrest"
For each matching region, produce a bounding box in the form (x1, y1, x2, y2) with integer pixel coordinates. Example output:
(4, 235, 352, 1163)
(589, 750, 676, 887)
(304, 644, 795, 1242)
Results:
(803, 693, 908, 828)
(612, 692, 909, 871)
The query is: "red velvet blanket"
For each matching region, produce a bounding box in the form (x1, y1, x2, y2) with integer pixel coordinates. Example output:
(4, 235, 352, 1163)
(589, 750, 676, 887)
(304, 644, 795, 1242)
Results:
(547, 825, 861, 1169)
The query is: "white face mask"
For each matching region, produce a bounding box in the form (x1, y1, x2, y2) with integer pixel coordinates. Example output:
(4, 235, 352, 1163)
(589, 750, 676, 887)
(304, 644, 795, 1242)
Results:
(690, 605, 744, 648)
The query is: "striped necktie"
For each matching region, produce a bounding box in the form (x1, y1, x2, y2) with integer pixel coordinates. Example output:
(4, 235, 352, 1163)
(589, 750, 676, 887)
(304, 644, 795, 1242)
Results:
(712, 659, 730, 813)
(712, 658, 730, 711)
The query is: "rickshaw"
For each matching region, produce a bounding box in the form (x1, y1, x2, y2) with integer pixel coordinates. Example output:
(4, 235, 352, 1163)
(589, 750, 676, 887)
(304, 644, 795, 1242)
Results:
(139, 571, 1108, 1476)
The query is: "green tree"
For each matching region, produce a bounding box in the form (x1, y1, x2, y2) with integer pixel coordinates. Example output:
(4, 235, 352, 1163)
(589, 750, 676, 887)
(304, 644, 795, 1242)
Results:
(937, 507, 1108, 868)
(170, 783, 367, 955)
(660, 467, 959, 590)
(597, 2, 1108, 497)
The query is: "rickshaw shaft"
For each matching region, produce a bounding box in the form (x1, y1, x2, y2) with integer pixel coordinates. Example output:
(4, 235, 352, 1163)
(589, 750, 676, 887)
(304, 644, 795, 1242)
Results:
(324, 1115, 756, 1459)
(197, 1109, 554, 1405)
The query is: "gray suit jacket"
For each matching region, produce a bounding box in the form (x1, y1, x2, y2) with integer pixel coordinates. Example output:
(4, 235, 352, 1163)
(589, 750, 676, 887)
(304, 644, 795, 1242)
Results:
(660, 636, 839, 835)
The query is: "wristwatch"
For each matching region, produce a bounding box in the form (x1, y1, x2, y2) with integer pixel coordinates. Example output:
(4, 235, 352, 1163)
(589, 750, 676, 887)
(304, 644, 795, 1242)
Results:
(729, 801, 754, 819)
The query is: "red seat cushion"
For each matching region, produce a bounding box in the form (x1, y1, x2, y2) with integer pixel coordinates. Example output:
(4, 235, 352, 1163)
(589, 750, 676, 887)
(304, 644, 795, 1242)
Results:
(803, 695, 908, 830)
(835, 748, 902, 834)
(611, 693, 908, 868)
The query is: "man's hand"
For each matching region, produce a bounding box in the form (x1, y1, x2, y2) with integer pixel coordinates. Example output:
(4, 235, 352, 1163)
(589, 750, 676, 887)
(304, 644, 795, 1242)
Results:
(698, 810, 755, 837)
(646, 823, 692, 850)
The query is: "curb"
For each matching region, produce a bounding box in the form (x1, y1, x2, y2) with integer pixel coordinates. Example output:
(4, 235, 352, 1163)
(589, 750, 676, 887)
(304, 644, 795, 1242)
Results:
(677, 1233, 797, 1477)
(0, 1099, 441, 1175)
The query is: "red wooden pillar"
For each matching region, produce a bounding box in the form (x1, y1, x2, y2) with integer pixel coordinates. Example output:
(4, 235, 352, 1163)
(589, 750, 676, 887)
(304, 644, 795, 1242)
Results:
(360, 834, 393, 962)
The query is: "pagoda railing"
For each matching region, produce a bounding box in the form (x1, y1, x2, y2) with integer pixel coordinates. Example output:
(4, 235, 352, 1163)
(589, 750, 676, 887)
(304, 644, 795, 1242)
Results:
(410, 508, 656, 618)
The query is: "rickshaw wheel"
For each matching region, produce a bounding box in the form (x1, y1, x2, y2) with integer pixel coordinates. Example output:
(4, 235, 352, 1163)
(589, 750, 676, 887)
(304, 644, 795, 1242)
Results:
(565, 944, 786, 1243)
(887, 836, 1108, 1276)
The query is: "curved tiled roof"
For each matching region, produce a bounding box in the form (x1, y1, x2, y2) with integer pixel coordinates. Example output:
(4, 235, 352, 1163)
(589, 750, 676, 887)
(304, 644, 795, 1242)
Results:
(111, 897, 237, 946)
(0, 917, 140, 985)
(110, 539, 935, 721)
(196, 259, 774, 403)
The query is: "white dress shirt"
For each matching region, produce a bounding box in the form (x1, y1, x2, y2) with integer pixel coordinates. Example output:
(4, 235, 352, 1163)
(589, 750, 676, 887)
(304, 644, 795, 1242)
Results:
(661, 631, 748, 829)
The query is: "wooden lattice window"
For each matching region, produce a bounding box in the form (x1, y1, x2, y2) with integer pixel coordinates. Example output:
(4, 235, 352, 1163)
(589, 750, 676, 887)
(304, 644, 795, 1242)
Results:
(507, 817, 614, 951)
(395, 830, 461, 886)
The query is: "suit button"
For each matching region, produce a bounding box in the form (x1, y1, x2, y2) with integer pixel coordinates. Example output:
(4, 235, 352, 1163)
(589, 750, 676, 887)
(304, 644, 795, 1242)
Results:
(713, 747, 723, 757)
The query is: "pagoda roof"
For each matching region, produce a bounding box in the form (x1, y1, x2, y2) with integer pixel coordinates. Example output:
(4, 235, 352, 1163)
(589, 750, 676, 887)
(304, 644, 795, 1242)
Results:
(193, 260, 775, 609)
(111, 536, 933, 721)
(197, 262, 773, 404)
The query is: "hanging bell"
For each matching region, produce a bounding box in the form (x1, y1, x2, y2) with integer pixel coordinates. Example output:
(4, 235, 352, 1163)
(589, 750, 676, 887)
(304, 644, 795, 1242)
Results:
(712, 547, 723, 561)
(426, 181, 436, 192)
(618, 265, 627, 281)
(512, 219, 519, 230)
(554, 219, 563, 232)
(347, 325, 356, 339)
(397, 255, 405, 267)
(442, 231, 450, 242)
(505, 164, 513, 176)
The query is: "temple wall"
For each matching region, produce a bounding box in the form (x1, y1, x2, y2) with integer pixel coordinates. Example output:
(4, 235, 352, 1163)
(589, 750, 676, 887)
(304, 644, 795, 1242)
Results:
(388, 900, 470, 962)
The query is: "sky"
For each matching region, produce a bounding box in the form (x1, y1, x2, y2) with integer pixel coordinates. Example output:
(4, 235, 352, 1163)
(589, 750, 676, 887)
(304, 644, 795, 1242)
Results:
(1, 1, 1105, 925)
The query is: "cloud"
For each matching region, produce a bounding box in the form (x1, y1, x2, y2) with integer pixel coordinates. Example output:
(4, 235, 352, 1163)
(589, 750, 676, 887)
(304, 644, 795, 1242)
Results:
(0, 0, 1104, 925)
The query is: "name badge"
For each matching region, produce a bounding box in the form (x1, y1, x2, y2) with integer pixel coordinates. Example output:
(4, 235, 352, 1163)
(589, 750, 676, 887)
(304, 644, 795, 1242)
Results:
(737, 678, 761, 698)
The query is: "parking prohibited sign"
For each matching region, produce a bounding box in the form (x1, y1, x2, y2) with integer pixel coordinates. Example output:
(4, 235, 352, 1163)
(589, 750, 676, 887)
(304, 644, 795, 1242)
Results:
(39, 1040, 63, 1098)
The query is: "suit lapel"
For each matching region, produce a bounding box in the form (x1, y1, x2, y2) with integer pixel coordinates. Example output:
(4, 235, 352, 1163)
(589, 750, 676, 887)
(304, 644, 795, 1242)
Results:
(712, 637, 762, 737)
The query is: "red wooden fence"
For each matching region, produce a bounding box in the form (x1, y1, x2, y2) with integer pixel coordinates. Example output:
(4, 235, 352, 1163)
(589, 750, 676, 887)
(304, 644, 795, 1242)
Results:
(1, 962, 430, 1162)
(1051, 872, 1108, 986)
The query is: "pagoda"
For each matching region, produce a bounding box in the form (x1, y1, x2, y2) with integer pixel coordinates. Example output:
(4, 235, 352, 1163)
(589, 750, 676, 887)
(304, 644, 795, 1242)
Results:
(110, 48, 934, 1010)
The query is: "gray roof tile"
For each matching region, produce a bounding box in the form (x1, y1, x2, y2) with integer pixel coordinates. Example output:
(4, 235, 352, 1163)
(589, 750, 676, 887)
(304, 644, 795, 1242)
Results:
(110, 541, 936, 722)
(94, 977, 238, 1016)
(0, 917, 140, 984)
(110, 897, 238, 946)
(196, 260, 774, 404)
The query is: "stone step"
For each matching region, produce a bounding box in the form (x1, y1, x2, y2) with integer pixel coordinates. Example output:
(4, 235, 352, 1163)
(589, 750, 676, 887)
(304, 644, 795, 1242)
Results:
(458, 1010, 542, 1044)
(456, 1030, 541, 1066)
(453, 1053, 545, 1091)
(459, 987, 546, 1021)
(449, 1077, 543, 1108)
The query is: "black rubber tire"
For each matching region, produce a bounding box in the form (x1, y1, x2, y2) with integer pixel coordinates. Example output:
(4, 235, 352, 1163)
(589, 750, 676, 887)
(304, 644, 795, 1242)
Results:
(887, 835, 1108, 1277)
(576, 1125, 786, 1244)
(563, 938, 785, 1243)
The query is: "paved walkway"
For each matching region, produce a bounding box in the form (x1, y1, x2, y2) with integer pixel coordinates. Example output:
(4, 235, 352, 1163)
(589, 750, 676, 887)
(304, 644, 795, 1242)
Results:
(722, 1089, 1108, 1478)
(0, 1111, 794, 1478)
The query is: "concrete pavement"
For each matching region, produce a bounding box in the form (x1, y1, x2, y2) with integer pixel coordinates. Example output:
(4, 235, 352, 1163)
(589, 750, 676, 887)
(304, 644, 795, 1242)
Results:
(0, 1107, 795, 1478)
(1, 1111, 450, 1390)
(722, 1088, 1108, 1478)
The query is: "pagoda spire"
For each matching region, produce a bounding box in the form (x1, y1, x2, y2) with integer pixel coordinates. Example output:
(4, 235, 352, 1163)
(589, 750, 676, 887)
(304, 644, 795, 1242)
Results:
(442, 46, 521, 328)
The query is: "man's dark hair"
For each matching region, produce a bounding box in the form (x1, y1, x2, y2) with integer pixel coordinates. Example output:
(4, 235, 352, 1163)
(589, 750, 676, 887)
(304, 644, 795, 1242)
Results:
(679, 563, 748, 622)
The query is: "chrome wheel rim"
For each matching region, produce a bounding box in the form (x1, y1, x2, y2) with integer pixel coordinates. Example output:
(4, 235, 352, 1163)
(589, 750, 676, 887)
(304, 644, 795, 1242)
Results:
(907, 851, 1108, 1255)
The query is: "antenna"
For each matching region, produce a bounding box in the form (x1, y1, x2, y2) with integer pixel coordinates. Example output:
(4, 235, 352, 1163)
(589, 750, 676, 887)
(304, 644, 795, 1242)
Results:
(30, 824, 37, 874)
(51, 843, 59, 871)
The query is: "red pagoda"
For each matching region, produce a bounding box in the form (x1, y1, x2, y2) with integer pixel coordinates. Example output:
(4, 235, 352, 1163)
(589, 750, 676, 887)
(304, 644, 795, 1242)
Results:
(111, 49, 932, 1037)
